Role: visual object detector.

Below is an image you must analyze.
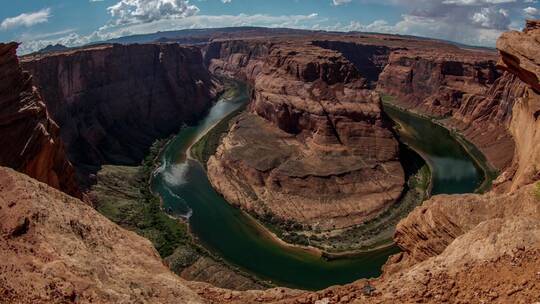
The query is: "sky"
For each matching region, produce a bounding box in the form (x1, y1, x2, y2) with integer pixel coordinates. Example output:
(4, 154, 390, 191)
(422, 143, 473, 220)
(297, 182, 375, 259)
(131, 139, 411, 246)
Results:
(1, 0, 539, 54)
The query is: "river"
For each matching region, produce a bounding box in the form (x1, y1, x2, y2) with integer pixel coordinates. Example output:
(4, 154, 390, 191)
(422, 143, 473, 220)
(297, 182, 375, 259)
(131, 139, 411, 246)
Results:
(151, 86, 483, 290)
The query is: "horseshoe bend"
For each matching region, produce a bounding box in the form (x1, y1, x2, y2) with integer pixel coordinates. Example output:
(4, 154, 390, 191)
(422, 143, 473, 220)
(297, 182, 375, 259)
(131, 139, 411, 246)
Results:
(1, 8, 540, 303)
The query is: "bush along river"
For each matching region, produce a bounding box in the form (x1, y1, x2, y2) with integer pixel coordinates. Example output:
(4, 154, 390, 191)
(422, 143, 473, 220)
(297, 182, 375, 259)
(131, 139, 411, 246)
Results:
(151, 82, 486, 290)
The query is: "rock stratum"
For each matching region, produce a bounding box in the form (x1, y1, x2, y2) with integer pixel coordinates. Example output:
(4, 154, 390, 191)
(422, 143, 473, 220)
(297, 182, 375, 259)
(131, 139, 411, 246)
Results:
(1, 21, 539, 303)
(0, 43, 79, 198)
(208, 42, 404, 231)
(21, 44, 221, 185)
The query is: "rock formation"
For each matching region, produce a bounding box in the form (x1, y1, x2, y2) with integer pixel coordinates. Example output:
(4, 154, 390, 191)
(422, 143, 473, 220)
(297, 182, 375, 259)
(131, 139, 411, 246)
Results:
(1, 21, 539, 304)
(204, 39, 271, 81)
(0, 166, 206, 303)
(376, 48, 518, 170)
(0, 42, 79, 197)
(207, 42, 404, 231)
(21, 44, 221, 185)
(496, 20, 540, 191)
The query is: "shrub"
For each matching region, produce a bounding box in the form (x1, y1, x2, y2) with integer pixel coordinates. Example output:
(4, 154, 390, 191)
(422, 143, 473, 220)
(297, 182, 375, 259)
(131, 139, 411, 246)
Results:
(534, 182, 540, 200)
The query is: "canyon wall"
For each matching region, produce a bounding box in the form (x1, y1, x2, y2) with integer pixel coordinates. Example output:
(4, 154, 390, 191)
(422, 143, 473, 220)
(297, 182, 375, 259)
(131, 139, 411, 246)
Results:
(496, 21, 540, 191)
(21, 44, 221, 184)
(376, 48, 517, 170)
(0, 43, 79, 197)
(311, 40, 393, 88)
(204, 39, 271, 81)
(208, 42, 404, 231)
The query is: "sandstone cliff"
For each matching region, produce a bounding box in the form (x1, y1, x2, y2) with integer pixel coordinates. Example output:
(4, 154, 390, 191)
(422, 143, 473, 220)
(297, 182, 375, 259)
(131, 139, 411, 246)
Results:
(208, 42, 404, 232)
(21, 44, 221, 184)
(199, 22, 540, 304)
(204, 39, 271, 81)
(0, 166, 206, 303)
(376, 48, 518, 170)
(0, 43, 79, 197)
(496, 20, 540, 191)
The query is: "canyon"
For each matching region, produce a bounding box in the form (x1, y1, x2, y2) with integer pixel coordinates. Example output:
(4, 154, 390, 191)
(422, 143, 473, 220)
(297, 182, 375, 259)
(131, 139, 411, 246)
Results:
(0, 19, 539, 304)
(207, 42, 405, 233)
(21, 44, 221, 187)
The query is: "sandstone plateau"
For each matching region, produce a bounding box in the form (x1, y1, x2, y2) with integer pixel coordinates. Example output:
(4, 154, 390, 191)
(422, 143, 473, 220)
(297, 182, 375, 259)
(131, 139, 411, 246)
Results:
(0, 20, 539, 304)
(208, 42, 404, 231)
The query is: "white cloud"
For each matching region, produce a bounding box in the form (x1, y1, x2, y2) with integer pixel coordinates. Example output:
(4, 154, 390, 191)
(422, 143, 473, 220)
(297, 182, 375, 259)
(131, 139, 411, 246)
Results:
(18, 12, 323, 54)
(107, 0, 200, 26)
(222, 0, 232, 3)
(333, 0, 352, 5)
(1, 8, 51, 30)
(524, 6, 539, 17)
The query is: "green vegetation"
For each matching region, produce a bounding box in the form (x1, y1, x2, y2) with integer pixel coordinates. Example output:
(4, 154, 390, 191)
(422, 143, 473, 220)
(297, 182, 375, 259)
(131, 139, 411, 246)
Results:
(191, 105, 246, 167)
(381, 94, 395, 103)
(93, 139, 196, 258)
(191, 79, 248, 167)
(534, 182, 540, 200)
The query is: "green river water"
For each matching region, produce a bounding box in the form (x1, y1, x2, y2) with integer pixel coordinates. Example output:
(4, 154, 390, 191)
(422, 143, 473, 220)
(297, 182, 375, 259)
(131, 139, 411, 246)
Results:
(151, 86, 483, 290)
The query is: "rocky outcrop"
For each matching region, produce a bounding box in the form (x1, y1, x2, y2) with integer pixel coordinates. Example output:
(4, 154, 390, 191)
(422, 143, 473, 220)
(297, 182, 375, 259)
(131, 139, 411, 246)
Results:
(21, 44, 221, 184)
(0, 166, 206, 303)
(204, 39, 271, 82)
(311, 40, 393, 88)
(496, 20, 540, 190)
(377, 48, 500, 117)
(376, 48, 517, 170)
(0, 43, 79, 197)
(3, 163, 540, 304)
(208, 43, 404, 231)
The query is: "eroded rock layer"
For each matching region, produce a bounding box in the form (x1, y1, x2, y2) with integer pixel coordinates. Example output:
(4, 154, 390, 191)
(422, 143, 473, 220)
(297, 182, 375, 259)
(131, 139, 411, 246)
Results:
(0, 167, 206, 303)
(0, 43, 79, 197)
(21, 44, 221, 184)
(376, 48, 518, 170)
(208, 42, 404, 231)
(496, 20, 540, 191)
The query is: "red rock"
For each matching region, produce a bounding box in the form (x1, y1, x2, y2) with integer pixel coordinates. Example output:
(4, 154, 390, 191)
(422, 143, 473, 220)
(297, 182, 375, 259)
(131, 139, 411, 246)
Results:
(0, 42, 80, 197)
(208, 42, 404, 231)
(21, 44, 221, 184)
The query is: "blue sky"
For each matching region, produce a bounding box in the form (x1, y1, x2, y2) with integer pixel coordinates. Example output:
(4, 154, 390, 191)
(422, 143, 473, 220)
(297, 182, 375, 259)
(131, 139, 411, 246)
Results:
(1, 0, 538, 54)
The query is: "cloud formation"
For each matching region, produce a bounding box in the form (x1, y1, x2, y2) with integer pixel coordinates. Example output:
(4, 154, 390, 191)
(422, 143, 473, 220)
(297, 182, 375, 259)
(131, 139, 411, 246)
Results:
(1, 8, 51, 30)
(107, 0, 199, 25)
(14, 0, 538, 54)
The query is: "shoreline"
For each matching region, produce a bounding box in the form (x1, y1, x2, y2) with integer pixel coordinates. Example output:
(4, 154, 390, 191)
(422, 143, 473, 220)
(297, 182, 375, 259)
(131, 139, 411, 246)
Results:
(381, 99, 497, 194)
(187, 103, 429, 260)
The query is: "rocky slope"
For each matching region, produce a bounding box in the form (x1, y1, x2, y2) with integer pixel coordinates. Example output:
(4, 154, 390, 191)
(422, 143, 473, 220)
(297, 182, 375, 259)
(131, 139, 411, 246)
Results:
(0, 42, 79, 197)
(0, 166, 208, 303)
(496, 20, 540, 191)
(21, 44, 221, 185)
(1, 23, 539, 304)
(208, 42, 404, 231)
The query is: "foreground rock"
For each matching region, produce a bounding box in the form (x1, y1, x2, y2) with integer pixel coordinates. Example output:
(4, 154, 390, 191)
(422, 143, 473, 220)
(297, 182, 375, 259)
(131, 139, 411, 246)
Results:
(22, 44, 221, 186)
(0, 167, 205, 303)
(0, 43, 79, 197)
(496, 20, 540, 191)
(208, 42, 404, 232)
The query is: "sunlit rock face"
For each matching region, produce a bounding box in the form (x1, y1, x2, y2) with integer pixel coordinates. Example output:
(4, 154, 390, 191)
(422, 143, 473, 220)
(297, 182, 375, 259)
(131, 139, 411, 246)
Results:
(0, 42, 79, 197)
(208, 41, 404, 231)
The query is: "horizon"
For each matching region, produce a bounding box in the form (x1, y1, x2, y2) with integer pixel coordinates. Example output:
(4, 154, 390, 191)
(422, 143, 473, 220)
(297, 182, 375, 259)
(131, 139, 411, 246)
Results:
(1, 0, 538, 55)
